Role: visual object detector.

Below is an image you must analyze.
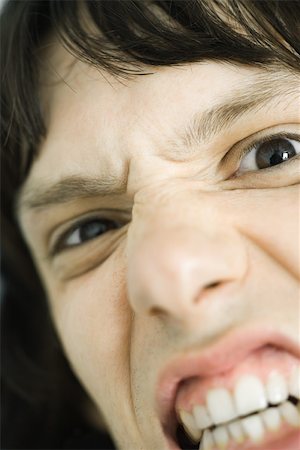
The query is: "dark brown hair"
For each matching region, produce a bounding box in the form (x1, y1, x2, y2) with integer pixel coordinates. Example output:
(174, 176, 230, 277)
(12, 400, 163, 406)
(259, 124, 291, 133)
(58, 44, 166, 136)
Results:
(1, 1, 299, 448)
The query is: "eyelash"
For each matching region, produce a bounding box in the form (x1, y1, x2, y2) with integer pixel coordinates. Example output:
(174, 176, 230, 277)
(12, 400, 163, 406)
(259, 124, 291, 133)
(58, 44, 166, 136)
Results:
(51, 214, 125, 256)
(52, 130, 299, 255)
(235, 131, 299, 170)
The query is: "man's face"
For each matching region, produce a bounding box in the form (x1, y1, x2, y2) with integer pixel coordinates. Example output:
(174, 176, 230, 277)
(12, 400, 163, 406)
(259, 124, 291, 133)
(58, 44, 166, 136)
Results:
(19, 41, 300, 450)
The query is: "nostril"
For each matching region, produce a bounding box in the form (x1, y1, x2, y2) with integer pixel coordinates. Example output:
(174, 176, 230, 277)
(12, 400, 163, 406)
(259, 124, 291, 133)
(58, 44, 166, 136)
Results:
(204, 281, 221, 290)
(193, 280, 227, 304)
(149, 306, 168, 317)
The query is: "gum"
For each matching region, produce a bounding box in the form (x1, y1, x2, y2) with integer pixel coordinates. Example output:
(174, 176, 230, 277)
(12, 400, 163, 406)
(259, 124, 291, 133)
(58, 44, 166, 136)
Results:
(176, 345, 299, 412)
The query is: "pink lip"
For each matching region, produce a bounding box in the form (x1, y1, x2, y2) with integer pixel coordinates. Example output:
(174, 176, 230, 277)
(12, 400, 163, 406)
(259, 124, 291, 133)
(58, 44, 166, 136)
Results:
(155, 325, 300, 444)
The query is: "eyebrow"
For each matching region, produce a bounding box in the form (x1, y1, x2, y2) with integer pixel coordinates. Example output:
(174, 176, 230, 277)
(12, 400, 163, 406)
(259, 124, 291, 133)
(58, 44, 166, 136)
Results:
(18, 174, 128, 211)
(19, 70, 299, 211)
(173, 70, 299, 153)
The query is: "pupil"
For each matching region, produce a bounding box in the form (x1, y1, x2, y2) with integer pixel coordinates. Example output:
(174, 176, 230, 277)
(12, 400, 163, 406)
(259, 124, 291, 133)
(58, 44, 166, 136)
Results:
(256, 138, 296, 169)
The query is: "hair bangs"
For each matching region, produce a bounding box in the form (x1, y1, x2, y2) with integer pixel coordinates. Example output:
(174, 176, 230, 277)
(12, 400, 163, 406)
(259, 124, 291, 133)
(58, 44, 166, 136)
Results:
(1, 0, 300, 190)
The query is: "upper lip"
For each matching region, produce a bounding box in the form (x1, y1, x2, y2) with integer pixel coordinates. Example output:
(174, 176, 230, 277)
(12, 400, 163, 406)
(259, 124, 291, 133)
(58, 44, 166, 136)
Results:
(155, 325, 300, 440)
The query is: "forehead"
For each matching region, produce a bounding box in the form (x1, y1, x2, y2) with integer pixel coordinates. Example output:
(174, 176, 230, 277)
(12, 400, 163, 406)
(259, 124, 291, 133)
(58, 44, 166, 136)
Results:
(17, 39, 299, 214)
(39, 40, 297, 154)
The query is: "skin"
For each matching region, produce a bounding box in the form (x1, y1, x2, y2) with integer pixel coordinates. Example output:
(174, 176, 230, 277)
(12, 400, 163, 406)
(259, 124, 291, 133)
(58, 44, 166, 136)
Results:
(18, 39, 300, 450)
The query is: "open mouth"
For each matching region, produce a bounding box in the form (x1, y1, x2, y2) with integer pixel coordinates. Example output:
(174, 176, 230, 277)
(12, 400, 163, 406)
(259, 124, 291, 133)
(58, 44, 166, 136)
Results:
(174, 371, 300, 450)
(156, 328, 300, 450)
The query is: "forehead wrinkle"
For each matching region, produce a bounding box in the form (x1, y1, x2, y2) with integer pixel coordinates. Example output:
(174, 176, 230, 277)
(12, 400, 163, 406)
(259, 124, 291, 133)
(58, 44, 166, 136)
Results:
(19, 68, 299, 214)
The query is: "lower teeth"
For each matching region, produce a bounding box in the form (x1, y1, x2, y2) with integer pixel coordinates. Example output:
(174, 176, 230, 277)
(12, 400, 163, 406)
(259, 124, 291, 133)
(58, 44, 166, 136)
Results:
(178, 398, 299, 450)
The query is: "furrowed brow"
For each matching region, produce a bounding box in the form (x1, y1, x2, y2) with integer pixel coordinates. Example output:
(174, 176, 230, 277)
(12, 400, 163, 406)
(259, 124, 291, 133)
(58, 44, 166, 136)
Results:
(18, 174, 128, 211)
(18, 71, 299, 212)
(176, 71, 300, 151)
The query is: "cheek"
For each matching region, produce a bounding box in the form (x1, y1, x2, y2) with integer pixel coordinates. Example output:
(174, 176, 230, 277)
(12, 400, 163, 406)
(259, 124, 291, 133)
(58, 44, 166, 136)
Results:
(49, 251, 131, 401)
(227, 185, 300, 279)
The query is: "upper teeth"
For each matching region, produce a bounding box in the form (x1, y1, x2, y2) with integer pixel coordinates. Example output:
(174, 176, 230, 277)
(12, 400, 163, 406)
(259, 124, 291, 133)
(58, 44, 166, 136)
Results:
(178, 366, 300, 441)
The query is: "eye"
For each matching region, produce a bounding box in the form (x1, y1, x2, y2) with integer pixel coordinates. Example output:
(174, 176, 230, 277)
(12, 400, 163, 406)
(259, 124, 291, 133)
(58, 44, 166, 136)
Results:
(59, 218, 122, 250)
(238, 136, 300, 173)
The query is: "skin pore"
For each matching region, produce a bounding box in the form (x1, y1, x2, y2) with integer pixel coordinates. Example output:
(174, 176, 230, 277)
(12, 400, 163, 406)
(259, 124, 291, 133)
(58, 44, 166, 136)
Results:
(18, 39, 299, 449)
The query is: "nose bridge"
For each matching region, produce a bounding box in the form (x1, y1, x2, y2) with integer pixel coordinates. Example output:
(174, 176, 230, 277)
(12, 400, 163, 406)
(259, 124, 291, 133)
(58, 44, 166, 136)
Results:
(127, 188, 247, 321)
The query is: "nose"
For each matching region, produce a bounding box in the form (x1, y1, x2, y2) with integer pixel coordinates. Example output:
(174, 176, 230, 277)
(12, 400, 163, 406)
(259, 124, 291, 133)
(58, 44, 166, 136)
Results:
(127, 189, 248, 324)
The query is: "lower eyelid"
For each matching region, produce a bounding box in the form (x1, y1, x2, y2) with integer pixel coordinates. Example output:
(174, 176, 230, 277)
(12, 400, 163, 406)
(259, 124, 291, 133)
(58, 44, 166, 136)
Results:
(50, 213, 129, 256)
(51, 221, 128, 258)
(232, 153, 300, 183)
(52, 226, 128, 280)
(52, 226, 118, 257)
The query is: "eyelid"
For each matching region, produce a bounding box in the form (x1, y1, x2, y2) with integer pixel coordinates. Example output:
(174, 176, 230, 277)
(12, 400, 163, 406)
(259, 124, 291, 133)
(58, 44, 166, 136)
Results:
(238, 131, 300, 164)
(49, 209, 130, 257)
(50, 222, 129, 281)
(221, 124, 300, 171)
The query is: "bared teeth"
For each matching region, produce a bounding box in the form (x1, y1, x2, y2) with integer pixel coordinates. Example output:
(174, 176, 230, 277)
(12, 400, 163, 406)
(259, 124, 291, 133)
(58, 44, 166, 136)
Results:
(234, 375, 267, 417)
(227, 420, 245, 443)
(289, 366, 300, 399)
(266, 371, 289, 405)
(279, 401, 300, 427)
(199, 429, 214, 450)
(181, 402, 300, 449)
(178, 409, 202, 442)
(194, 405, 213, 429)
(177, 367, 300, 449)
(212, 425, 229, 449)
(240, 414, 265, 443)
(206, 388, 237, 425)
(260, 406, 281, 430)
